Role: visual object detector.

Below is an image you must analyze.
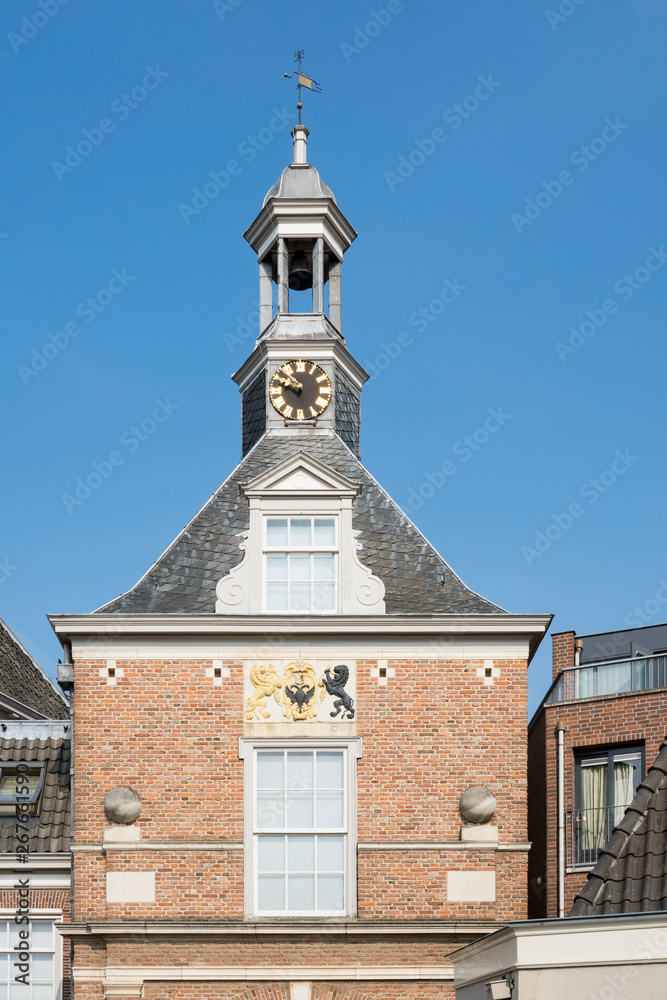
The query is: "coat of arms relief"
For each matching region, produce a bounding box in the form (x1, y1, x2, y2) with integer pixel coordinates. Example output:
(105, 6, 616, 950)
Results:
(244, 660, 355, 722)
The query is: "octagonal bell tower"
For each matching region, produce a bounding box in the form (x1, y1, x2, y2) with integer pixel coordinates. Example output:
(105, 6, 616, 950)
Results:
(233, 125, 367, 457)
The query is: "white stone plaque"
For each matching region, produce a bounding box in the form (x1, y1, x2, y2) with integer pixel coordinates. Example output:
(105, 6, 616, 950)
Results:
(447, 870, 496, 902)
(106, 871, 155, 903)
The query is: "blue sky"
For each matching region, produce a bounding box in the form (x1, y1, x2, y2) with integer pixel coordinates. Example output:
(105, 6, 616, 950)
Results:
(2, 0, 667, 714)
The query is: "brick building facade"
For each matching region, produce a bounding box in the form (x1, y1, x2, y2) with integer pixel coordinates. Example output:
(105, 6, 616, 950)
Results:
(528, 624, 667, 918)
(52, 126, 550, 1000)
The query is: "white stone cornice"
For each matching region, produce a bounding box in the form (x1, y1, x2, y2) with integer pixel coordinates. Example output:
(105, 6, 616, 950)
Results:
(59, 919, 504, 938)
(78, 965, 454, 985)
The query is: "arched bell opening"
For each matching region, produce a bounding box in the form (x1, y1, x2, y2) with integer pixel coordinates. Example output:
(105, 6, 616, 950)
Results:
(258, 238, 341, 328)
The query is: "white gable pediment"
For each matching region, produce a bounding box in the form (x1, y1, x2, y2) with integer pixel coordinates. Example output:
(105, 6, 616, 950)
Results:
(242, 452, 360, 499)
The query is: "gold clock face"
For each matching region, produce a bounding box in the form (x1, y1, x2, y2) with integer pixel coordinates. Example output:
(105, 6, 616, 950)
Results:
(269, 361, 332, 420)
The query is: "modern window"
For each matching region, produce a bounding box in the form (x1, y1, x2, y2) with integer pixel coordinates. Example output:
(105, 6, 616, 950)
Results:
(264, 517, 337, 612)
(0, 765, 45, 816)
(573, 745, 643, 863)
(0, 915, 60, 999)
(249, 745, 354, 915)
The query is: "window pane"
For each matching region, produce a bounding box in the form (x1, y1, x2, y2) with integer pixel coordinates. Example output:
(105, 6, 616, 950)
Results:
(31, 987, 54, 1000)
(266, 519, 288, 547)
(266, 554, 288, 581)
(258, 874, 284, 910)
(9, 984, 29, 1000)
(314, 519, 335, 546)
(317, 873, 344, 911)
(313, 554, 335, 580)
(289, 553, 311, 581)
(317, 834, 345, 872)
(286, 752, 314, 790)
(288, 873, 315, 911)
(31, 919, 53, 948)
(0, 955, 7, 979)
(287, 834, 315, 872)
(257, 752, 283, 789)
(290, 519, 312, 546)
(266, 582, 288, 611)
(313, 582, 335, 611)
(316, 790, 344, 828)
(257, 790, 284, 828)
(258, 835, 284, 872)
(31, 955, 53, 978)
(0, 922, 7, 948)
(318, 752, 344, 788)
(0, 985, 7, 1000)
(289, 583, 311, 611)
(286, 790, 314, 827)
(0, 774, 40, 802)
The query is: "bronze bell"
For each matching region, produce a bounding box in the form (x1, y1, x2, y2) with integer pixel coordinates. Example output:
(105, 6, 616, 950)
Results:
(288, 251, 312, 291)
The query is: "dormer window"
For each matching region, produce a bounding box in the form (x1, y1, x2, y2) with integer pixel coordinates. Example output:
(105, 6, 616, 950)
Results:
(265, 517, 337, 612)
(0, 764, 45, 816)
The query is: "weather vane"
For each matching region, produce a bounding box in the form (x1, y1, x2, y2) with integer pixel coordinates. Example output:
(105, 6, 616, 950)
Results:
(284, 47, 321, 125)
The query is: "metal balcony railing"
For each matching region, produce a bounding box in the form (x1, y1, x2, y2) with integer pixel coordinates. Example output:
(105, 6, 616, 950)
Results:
(566, 806, 628, 867)
(547, 654, 667, 703)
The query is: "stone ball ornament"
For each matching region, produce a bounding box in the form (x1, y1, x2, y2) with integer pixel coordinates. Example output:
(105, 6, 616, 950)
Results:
(459, 785, 497, 825)
(104, 785, 142, 825)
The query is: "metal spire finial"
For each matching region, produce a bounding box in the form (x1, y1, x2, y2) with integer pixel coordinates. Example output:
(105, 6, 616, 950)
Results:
(284, 47, 321, 125)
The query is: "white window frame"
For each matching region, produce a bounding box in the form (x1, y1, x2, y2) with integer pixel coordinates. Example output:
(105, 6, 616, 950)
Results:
(0, 909, 63, 1000)
(239, 737, 362, 918)
(263, 515, 338, 614)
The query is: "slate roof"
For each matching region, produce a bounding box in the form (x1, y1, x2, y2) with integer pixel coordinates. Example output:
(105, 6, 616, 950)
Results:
(97, 430, 504, 616)
(0, 724, 71, 853)
(571, 740, 667, 915)
(0, 617, 69, 720)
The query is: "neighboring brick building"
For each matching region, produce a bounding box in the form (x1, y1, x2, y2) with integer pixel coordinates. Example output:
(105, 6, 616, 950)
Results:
(51, 125, 551, 1000)
(0, 615, 71, 1000)
(528, 622, 667, 919)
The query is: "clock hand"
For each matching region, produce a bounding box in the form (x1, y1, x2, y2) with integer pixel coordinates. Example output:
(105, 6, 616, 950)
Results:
(277, 375, 303, 390)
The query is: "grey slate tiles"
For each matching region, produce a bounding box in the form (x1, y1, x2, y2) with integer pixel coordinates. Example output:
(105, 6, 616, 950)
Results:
(97, 429, 503, 616)
(0, 617, 69, 720)
(571, 740, 667, 915)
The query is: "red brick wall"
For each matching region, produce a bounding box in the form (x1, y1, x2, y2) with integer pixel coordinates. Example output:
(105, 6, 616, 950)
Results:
(528, 689, 667, 917)
(551, 631, 575, 680)
(71, 655, 528, 922)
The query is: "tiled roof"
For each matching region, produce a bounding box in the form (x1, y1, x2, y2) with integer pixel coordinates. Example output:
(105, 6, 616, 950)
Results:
(571, 740, 667, 915)
(0, 724, 71, 853)
(0, 617, 69, 720)
(97, 430, 504, 616)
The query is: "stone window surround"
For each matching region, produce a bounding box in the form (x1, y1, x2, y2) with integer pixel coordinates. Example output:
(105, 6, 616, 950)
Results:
(239, 736, 362, 919)
(215, 453, 385, 615)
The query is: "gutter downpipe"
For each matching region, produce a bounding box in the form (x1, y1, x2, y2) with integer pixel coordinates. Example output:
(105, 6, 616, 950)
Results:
(556, 719, 566, 918)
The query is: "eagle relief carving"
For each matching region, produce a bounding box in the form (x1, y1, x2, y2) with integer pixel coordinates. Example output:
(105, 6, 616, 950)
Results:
(245, 660, 355, 723)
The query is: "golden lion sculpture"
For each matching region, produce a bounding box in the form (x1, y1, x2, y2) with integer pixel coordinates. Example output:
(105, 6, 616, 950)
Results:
(246, 664, 282, 721)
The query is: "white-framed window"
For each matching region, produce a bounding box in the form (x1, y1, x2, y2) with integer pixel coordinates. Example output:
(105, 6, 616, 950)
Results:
(240, 738, 361, 917)
(264, 517, 337, 613)
(0, 912, 62, 1000)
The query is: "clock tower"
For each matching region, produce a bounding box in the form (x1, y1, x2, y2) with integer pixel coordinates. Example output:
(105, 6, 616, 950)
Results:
(234, 124, 366, 456)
